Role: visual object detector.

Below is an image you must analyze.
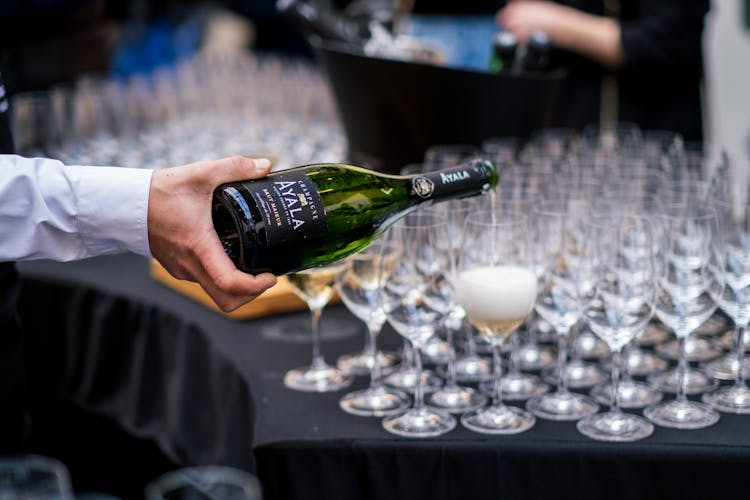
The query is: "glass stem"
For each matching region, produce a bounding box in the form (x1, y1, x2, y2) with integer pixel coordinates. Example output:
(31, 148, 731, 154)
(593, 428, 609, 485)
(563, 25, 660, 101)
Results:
(509, 331, 521, 376)
(736, 325, 747, 387)
(413, 343, 425, 411)
(611, 349, 622, 414)
(676, 335, 688, 403)
(465, 321, 478, 357)
(492, 344, 506, 407)
(309, 307, 327, 370)
(363, 321, 377, 359)
(367, 323, 384, 390)
(622, 340, 635, 383)
(556, 332, 570, 395)
(445, 325, 458, 388)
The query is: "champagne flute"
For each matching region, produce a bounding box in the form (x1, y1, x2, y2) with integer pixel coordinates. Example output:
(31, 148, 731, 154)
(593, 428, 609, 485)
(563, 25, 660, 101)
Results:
(335, 248, 399, 377)
(425, 200, 488, 413)
(644, 204, 725, 428)
(381, 213, 456, 437)
(456, 211, 537, 434)
(336, 243, 411, 416)
(577, 214, 657, 441)
(284, 263, 354, 392)
(702, 199, 750, 413)
(526, 198, 599, 421)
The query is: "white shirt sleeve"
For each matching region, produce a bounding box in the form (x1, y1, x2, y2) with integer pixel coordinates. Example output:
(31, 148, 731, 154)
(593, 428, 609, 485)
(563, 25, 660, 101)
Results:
(0, 154, 153, 261)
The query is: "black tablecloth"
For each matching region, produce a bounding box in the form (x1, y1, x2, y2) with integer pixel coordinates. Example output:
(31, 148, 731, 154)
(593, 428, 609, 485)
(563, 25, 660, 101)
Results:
(16, 254, 750, 500)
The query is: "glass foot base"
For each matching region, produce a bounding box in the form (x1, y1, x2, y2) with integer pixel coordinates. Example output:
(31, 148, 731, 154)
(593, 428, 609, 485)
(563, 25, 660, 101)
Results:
(701, 353, 750, 381)
(702, 385, 750, 414)
(421, 338, 451, 365)
(542, 361, 608, 389)
(450, 354, 493, 382)
(382, 407, 456, 438)
(575, 330, 610, 360)
(648, 368, 718, 394)
(383, 368, 443, 394)
(590, 380, 663, 409)
(526, 391, 599, 421)
(636, 323, 671, 346)
(339, 387, 410, 417)
(656, 337, 722, 363)
(427, 385, 487, 414)
(644, 400, 720, 429)
(336, 350, 398, 376)
(516, 343, 557, 371)
(577, 411, 654, 442)
(461, 405, 535, 435)
(714, 329, 750, 350)
(625, 348, 669, 376)
(480, 373, 550, 401)
(694, 313, 732, 338)
(284, 364, 353, 392)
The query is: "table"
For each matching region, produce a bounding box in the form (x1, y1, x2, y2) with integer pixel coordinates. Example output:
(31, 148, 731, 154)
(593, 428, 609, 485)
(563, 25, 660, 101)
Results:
(17, 254, 750, 500)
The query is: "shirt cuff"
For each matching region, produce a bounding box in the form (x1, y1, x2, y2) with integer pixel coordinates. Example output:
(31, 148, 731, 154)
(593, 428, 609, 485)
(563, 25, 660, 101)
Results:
(72, 166, 154, 258)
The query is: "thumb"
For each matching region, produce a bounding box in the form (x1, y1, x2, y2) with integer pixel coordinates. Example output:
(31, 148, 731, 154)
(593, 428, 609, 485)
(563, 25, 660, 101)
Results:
(205, 156, 272, 187)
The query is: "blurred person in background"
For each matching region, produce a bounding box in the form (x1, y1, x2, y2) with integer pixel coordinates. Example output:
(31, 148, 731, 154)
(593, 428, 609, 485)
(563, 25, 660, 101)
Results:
(497, 0, 711, 140)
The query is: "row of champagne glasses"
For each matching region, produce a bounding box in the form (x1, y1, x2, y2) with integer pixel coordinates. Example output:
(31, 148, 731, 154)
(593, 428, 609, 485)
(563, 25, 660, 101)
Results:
(9, 51, 346, 170)
(280, 124, 747, 439)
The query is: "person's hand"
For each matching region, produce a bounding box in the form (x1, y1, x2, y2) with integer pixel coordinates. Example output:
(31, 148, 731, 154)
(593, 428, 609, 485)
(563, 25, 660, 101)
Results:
(148, 156, 277, 312)
(497, 0, 570, 44)
(497, 0, 623, 68)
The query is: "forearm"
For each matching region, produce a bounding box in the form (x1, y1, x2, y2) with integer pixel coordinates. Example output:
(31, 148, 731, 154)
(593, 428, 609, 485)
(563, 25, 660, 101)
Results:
(0, 155, 152, 261)
(549, 7, 623, 69)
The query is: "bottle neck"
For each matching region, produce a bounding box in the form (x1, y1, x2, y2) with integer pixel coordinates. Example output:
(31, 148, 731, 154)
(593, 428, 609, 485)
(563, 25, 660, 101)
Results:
(407, 161, 497, 204)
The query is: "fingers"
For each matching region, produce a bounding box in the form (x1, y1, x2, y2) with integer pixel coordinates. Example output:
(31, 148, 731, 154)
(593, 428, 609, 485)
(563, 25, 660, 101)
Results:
(191, 231, 277, 312)
(200, 156, 272, 187)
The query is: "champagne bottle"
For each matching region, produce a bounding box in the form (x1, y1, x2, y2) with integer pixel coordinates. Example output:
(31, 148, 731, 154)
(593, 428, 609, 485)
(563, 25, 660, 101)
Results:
(520, 30, 551, 73)
(213, 160, 498, 275)
(489, 31, 518, 73)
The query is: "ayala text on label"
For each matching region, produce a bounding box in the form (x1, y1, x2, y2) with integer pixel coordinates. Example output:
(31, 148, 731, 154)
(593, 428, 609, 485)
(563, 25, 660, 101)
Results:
(440, 170, 470, 184)
(248, 172, 326, 246)
(274, 180, 318, 230)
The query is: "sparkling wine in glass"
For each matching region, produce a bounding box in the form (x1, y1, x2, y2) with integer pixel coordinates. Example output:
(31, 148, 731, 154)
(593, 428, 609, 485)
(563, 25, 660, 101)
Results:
(284, 263, 354, 392)
(456, 212, 537, 434)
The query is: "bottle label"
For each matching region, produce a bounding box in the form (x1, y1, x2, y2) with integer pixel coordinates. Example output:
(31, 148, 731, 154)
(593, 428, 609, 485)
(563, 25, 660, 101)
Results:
(243, 171, 327, 246)
(412, 162, 493, 201)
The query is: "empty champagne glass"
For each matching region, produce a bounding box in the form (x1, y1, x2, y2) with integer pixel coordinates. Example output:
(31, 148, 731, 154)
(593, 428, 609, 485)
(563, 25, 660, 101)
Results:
(336, 242, 411, 416)
(644, 204, 725, 429)
(381, 213, 456, 437)
(284, 263, 354, 392)
(456, 211, 537, 434)
(702, 199, 750, 413)
(526, 198, 599, 420)
(577, 215, 657, 441)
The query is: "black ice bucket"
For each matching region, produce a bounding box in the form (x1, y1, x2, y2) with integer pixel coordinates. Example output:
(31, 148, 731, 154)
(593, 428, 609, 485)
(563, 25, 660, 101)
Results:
(312, 38, 566, 174)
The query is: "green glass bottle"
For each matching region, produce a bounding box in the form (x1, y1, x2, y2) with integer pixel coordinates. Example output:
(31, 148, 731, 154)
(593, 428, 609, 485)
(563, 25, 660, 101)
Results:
(213, 159, 498, 275)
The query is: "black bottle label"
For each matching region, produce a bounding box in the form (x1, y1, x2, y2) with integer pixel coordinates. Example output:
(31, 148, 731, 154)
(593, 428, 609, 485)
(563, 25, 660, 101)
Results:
(412, 162, 494, 201)
(243, 171, 327, 246)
